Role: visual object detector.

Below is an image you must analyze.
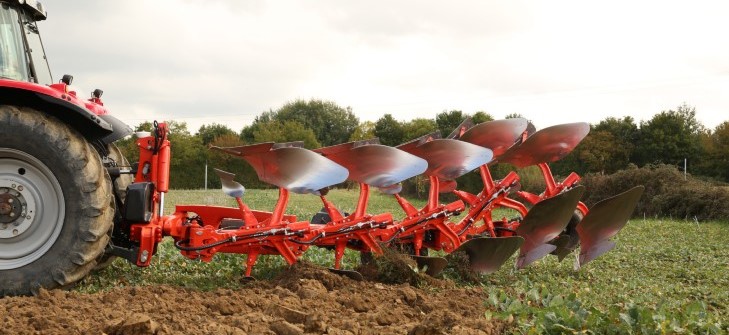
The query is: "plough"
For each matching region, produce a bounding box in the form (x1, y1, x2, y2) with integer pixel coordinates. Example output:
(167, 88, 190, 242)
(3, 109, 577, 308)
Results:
(0, 0, 645, 295)
(123, 117, 644, 279)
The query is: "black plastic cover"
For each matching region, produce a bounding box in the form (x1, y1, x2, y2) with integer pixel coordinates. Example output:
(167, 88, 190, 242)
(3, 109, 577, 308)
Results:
(124, 182, 154, 223)
(99, 114, 133, 144)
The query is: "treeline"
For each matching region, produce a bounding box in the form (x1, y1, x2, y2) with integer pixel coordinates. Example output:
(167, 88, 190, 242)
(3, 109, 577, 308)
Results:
(115, 99, 729, 191)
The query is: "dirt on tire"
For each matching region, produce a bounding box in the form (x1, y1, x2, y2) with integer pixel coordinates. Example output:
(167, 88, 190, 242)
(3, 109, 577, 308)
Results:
(0, 261, 510, 335)
(0, 105, 113, 295)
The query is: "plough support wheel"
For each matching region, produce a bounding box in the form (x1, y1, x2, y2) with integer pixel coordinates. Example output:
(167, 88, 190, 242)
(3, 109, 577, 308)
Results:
(413, 255, 449, 276)
(576, 186, 644, 267)
(454, 236, 524, 274)
(516, 186, 586, 268)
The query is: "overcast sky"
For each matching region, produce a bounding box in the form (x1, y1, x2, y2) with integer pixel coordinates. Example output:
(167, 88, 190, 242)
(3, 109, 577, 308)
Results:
(39, 1, 729, 133)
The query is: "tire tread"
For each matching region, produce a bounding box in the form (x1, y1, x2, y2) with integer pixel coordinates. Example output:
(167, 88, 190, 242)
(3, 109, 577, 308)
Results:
(0, 105, 113, 295)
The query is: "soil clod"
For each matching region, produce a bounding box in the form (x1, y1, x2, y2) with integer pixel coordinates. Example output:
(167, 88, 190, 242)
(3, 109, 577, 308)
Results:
(0, 258, 508, 334)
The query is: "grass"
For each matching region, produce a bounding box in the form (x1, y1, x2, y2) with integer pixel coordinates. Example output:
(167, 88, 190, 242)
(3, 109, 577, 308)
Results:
(77, 188, 729, 333)
(479, 218, 728, 333)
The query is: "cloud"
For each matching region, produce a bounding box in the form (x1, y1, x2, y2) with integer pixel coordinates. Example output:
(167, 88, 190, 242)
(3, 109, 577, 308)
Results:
(38, 0, 729, 133)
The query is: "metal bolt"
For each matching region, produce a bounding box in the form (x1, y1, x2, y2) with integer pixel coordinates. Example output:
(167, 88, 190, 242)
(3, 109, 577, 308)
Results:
(17, 186, 23, 191)
(13, 229, 18, 236)
(196, 231, 203, 236)
(11, 184, 16, 189)
(7, 199, 12, 203)
(140, 250, 149, 263)
(26, 216, 31, 220)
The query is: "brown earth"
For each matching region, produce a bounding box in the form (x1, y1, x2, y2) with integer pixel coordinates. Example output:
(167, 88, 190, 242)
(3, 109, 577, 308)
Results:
(0, 261, 510, 335)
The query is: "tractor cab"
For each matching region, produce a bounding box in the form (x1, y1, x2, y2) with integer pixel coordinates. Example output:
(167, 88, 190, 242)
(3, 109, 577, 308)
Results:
(0, 0, 52, 85)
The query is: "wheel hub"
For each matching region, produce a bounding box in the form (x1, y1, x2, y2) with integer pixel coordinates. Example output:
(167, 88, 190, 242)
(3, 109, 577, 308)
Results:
(1, 139, 64, 270)
(0, 201, 11, 215)
(0, 186, 32, 238)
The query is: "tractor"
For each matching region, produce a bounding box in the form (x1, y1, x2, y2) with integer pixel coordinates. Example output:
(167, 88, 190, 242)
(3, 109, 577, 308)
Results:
(0, 0, 644, 296)
(1, 0, 133, 295)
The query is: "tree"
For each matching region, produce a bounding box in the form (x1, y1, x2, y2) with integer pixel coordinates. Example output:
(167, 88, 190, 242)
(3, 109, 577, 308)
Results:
(402, 118, 437, 141)
(349, 121, 376, 141)
(252, 120, 321, 149)
(589, 116, 639, 172)
(165, 121, 207, 189)
(240, 100, 358, 146)
(472, 111, 494, 124)
(373, 114, 405, 146)
(206, 134, 264, 189)
(436, 110, 495, 135)
(197, 123, 236, 145)
(633, 104, 705, 168)
(594, 116, 639, 142)
(504, 113, 526, 119)
(268, 99, 359, 146)
(435, 110, 466, 136)
(578, 131, 629, 174)
(696, 121, 729, 181)
(240, 109, 276, 143)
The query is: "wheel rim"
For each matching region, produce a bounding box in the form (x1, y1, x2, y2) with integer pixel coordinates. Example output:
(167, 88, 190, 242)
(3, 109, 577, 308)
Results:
(0, 148, 64, 270)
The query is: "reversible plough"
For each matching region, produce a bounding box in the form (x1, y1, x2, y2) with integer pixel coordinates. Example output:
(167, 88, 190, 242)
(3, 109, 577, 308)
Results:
(0, 1, 649, 296)
(126, 118, 644, 280)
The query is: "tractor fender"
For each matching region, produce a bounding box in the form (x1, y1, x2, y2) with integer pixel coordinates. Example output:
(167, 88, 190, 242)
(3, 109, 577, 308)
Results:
(0, 82, 123, 142)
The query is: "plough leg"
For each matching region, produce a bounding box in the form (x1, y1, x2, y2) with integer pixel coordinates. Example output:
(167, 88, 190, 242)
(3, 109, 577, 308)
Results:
(244, 250, 260, 278)
(334, 240, 347, 270)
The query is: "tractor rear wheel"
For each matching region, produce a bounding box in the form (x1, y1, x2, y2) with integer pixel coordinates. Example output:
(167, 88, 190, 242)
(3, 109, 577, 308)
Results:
(94, 143, 133, 270)
(0, 105, 113, 296)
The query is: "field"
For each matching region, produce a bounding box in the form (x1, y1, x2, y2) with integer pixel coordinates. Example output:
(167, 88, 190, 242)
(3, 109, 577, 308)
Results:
(2, 189, 728, 334)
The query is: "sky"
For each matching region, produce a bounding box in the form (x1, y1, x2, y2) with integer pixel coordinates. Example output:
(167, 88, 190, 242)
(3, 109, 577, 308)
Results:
(38, 1, 729, 134)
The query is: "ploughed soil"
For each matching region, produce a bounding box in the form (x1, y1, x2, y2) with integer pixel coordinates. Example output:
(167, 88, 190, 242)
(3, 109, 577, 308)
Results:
(0, 260, 510, 335)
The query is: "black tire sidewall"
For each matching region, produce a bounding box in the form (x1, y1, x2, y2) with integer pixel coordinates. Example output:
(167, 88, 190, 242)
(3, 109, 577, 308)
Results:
(0, 106, 111, 295)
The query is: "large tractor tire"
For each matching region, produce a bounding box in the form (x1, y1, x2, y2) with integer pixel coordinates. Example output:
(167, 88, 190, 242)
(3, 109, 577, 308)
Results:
(94, 143, 133, 270)
(0, 105, 113, 296)
(107, 144, 133, 204)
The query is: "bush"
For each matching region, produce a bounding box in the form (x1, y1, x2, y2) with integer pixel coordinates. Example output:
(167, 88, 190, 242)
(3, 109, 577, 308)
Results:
(582, 164, 729, 221)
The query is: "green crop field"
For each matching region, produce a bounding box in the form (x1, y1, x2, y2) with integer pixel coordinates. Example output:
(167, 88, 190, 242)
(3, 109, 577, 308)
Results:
(78, 189, 729, 333)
